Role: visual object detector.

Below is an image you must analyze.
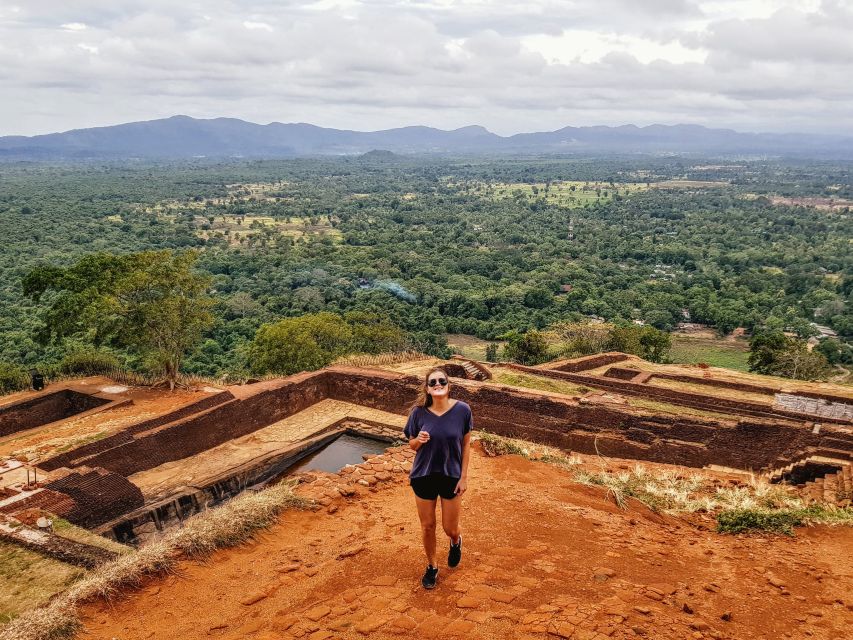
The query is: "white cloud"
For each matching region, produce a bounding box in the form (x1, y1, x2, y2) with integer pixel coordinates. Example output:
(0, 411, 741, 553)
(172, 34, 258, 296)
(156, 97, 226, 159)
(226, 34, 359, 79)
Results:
(0, 0, 851, 136)
(243, 20, 274, 31)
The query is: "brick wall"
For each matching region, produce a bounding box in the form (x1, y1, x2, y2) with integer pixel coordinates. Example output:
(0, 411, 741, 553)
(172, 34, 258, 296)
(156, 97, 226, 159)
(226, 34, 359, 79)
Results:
(39, 390, 235, 471)
(74, 373, 329, 476)
(0, 389, 111, 437)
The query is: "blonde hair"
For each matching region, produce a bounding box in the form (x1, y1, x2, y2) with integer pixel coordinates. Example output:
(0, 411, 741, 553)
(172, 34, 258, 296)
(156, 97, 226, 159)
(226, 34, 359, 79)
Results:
(411, 367, 450, 411)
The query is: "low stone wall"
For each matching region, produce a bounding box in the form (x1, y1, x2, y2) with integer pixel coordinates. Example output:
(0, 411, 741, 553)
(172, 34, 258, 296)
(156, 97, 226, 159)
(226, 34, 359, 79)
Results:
(648, 372, 777, 396)
(506, 363, 852, 425)
(542, 353, 630, 373)
(0, 525, 118, 569)
(603, 366, 643, 381)
(440, 363, 469, 379)
(0, 388, 118, 437)
(26, 364, 853, 534)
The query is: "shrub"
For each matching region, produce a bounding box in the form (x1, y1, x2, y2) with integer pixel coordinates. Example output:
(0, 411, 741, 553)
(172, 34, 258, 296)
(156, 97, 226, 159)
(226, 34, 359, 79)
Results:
(716, 508, 806, 535)
(717, 504, 853, 535)
(0, 362, 28, 394)
(501, 329, 549, 365)
(58, 350, 122, 377)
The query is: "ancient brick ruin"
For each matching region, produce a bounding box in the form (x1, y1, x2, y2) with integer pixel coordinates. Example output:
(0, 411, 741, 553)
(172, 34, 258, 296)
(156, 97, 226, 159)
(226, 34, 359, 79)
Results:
(1, 355, 851, 542)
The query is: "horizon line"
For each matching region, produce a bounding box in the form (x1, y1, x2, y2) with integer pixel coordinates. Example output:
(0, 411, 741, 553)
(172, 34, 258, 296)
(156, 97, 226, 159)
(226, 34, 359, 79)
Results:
(3, 114, 848, 140)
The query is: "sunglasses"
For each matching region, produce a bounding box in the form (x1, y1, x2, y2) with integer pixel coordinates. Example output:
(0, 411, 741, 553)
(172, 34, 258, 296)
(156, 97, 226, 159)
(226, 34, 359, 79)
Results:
(427, 378, 448, 387)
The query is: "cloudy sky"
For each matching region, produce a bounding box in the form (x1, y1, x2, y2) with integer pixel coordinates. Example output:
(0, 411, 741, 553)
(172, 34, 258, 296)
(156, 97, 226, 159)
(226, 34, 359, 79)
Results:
(1, 0, 851, 136)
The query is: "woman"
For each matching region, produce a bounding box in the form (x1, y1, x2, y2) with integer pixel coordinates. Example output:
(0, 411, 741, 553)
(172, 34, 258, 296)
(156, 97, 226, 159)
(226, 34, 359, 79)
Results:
(404, 367, 472, 589)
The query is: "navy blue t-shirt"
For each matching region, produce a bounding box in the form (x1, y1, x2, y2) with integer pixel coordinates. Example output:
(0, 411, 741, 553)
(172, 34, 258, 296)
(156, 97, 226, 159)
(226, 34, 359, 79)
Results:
(404, 400, 473, 480)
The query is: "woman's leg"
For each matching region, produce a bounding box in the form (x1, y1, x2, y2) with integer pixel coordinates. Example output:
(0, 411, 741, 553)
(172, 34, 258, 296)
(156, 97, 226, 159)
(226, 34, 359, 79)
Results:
(414, 495, 438, 566)
(440, 494, 462, 543)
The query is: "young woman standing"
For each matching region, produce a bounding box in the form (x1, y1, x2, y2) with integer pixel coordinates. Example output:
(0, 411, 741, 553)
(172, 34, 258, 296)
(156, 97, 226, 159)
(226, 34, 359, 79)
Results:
(404, 367, 473, 589)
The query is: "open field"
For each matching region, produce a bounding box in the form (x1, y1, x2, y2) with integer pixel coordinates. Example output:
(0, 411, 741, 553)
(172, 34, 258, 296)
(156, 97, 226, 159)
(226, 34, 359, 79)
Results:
(450, 180, 650, 208)
(194, 214, 341, 246)
(742, 194, 853, 210)
(654, 180, 729, 188)
(445, 334, 502, 361)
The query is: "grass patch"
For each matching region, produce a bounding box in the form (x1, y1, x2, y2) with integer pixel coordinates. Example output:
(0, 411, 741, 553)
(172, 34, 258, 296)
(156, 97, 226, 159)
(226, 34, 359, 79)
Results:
(0, 480, 310, 640)
(669, 336, 750, 372)
(332, 350, 430, 368)
(0, 543, 84, 630)
(491, 370, 590, 397)
(454, 180, 649, 208)
(54, 432, 110, 455)
(478, 432, 582, 469)
(625, 397, 736, 421)
(646, 376, 772, 404)
(444, 334, 504, 361)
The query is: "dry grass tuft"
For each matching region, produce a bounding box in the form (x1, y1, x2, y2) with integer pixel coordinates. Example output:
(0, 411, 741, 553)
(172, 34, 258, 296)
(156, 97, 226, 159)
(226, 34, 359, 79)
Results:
(477, 432, 853, 533)
(170, 481, 308, 557)
(0, 481, 309, 640)
(0, 602, 80, 640)
(575, 465, 708, 512)
(477, 432, 581, 469)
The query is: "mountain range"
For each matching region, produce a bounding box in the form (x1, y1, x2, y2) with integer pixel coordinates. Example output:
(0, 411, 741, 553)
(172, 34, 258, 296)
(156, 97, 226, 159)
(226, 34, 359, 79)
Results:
(1, 115, 850, 159)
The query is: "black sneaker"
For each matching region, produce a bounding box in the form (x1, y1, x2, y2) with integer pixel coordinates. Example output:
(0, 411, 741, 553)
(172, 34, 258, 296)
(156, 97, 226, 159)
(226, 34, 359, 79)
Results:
(448, 535, 462, 568)
(421, 564, 439, 589)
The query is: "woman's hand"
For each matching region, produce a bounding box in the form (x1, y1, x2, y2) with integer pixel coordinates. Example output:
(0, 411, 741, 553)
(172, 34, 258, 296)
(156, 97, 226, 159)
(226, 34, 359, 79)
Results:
(409, 430, 430, 451)
(454, 477, 467, 496)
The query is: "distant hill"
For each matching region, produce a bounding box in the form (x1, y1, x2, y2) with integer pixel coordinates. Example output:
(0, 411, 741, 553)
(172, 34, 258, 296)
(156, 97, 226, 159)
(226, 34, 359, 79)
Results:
(1, 115, 850, 160)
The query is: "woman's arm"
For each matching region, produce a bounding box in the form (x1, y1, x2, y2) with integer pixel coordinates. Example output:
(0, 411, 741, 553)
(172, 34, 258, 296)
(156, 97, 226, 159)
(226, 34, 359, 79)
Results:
(455, 431, 472, 494)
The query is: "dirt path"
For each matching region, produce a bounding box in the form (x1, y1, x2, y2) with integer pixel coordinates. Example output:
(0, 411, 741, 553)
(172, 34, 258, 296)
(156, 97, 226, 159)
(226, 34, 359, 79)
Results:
(81, 446, 852, 640)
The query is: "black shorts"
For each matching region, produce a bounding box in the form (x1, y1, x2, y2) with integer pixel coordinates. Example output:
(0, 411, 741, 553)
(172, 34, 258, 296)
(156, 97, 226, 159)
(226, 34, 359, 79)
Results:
(410, 474, 460, 500)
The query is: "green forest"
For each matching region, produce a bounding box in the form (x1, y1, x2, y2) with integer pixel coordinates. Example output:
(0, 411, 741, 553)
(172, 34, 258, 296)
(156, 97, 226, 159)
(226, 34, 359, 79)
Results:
(0, 155, 850, 383)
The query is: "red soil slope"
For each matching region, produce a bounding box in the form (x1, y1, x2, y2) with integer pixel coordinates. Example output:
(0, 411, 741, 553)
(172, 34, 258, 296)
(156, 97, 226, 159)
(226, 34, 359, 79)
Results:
(81, 446, 852, 640)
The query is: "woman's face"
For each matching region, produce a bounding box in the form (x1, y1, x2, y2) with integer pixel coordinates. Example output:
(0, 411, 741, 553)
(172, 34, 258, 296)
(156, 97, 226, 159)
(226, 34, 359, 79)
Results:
(427, 371, 449, 399)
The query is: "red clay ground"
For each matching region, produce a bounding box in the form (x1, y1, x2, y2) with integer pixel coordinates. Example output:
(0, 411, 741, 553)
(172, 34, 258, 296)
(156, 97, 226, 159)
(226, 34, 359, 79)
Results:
(80, 445, 852, 640)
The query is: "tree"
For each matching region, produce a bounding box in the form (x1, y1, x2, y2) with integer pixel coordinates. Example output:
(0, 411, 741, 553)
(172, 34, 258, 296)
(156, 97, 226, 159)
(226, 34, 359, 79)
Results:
(250, 312, 353, 375)
(344, 311, 407, 354)
(23, 250, 213, 389)
(748, 330, 831, 380)
(771, 342, 831, 381)
(747, 330, 789, 374)
(485, 343, 499, 362)
(606, 324, 671, 363)
(547, 321, 610, 357)
(501, 329, 549, 365)
(814, 338, 853, 365)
